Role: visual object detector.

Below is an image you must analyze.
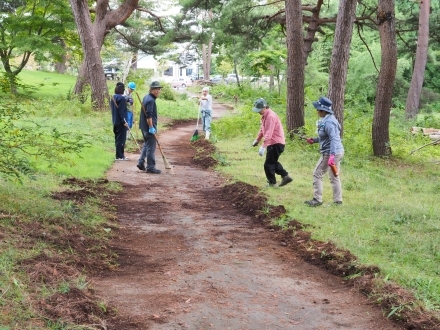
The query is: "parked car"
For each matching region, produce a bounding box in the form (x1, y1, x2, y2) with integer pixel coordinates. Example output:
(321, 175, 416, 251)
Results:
(210, 75, 224, 84)
(104, 67, 119, 80)
(171, 77, 193, 88)
(225, 73, 239, 84)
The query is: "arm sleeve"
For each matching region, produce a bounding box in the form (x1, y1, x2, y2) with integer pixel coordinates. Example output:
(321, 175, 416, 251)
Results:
(325, 122, 338, 155)
(256, 125, 264, 142)
(144, 98, 154, 119)
(118, 97, 127, 123)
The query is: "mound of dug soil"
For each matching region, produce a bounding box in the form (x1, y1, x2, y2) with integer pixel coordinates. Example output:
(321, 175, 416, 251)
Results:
(14, 178, 135, 329)
(194, 163, 440, 330)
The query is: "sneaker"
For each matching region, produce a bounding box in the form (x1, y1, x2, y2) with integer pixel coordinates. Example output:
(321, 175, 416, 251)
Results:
(278, 175, 293, 187)
(136, 163, 146, 171)
(115, 157, 130, 161)
(304, 198, 322, 207)
(146, 168, 161, 174)
(265, 182, 276, 188)
(334, 201, 343, 205)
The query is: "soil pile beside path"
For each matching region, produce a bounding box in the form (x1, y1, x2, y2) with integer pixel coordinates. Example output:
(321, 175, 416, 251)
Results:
(94, 110, 405, 329)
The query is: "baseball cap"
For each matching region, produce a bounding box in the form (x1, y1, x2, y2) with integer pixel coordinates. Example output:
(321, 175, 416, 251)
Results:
(252, 98, 267, 113)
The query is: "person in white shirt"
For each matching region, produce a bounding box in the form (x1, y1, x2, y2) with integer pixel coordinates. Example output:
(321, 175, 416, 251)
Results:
(199, 87, 213, 139)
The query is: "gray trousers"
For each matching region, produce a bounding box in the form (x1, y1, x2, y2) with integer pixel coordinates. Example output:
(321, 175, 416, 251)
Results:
(138, 130, 157, 170)
(201, 109, 212, 133)
(313, 152, 344, 203)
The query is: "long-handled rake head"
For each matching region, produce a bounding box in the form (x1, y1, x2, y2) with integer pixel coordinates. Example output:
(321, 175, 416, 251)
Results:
(190, 128, 199, 142)
(154, 135, 174, 174)
(190, 104, 201, 142)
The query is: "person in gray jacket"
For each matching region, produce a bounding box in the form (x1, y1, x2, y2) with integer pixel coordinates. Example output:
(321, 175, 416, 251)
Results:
(305, 96, 344, 207)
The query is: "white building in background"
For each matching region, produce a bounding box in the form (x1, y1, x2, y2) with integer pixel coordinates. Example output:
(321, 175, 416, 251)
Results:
(137, 53, 200, 81)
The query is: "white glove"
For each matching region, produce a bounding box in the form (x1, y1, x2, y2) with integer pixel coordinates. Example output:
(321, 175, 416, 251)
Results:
(258, 146, 266, 156)
(252, 139, 259, 147)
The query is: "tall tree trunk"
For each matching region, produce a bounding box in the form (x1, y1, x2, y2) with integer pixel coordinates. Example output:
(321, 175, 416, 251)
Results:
(405, 0, 430, 119)
(285, 0, 305, 134)
(202, 43, 208, 80)
(207, 39, 212, 78)
(72, 0, 139, 96)
(54, 38, 67, 74)
(233, 59, 241, 87)
(269, 65, 275, 92)
(327, 0, 357, 136)
(70, 0, 109, 110)
(131, 52, 137, 70)
(73, 12, 108, 95)
(303, 0, 323, 64)
(372, 1, 397, 157)
(201, 39, 213, 80)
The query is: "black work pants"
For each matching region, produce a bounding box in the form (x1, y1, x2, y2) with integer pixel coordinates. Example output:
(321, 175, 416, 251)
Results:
(113, 124, 127, 159)
(264, 143, 288, 184)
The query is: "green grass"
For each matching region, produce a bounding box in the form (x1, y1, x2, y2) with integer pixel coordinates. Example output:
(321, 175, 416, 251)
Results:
(213, 103, 440, 312)
(0, 71, 203, 328)
(3, 69, 440, 327)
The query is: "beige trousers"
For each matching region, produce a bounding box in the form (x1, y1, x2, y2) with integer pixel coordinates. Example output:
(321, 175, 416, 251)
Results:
(312, 152, 344, 203)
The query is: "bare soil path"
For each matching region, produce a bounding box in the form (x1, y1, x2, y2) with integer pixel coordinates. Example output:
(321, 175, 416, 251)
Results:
(95, 101, 403, 329)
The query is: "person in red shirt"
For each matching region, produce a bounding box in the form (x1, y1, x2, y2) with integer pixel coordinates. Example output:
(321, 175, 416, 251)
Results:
(252, 98, 293, 187)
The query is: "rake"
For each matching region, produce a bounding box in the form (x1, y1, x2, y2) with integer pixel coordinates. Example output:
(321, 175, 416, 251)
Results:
(134, 91, 173, 173)
(190, 106, 201, 142)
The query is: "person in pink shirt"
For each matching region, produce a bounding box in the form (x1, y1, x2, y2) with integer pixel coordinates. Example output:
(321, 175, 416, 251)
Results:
(252, 98, 293, 187)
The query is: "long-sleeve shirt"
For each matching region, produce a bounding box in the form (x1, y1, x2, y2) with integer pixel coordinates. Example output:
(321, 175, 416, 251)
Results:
(200, 94, 212, 110)
(312, 114, 344, 155)
(255, 108, 285, 148)
(110, 94, 127, 126)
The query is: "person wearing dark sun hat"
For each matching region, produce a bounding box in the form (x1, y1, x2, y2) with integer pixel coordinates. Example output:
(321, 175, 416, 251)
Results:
(305, 96, 344, 207)
(251, 98, 293, 188)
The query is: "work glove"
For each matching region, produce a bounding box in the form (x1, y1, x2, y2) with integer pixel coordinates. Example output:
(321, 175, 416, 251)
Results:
(258, 146, 266, 157)
(328, 154, 335, 166)
(252, 139, 259, 147)
(306, 138, 315, 144)
(148, 127, 156, 134)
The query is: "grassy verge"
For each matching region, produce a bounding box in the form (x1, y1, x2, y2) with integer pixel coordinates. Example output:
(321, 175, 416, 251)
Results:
(0, 71, 199, 329)
(211, 95, 440, 316)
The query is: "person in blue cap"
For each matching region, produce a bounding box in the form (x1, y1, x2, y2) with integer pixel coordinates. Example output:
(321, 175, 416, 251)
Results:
(124, 82, 136, 137)
(305, 96, 344, 207)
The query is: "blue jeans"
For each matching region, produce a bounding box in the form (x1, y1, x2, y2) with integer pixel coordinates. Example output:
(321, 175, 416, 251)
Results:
(138, 130, 157, 170)
(201, 109, 212, 133)
(126, 111, 133, 128)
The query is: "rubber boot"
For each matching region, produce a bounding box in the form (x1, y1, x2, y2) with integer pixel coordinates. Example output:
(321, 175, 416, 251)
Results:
(205, 131, 210, 140)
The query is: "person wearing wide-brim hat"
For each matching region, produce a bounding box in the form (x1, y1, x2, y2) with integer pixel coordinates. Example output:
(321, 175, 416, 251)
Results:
(251, 98, 293, 188)
(137, 81, 163, 174)
(305, 96, 344, 207)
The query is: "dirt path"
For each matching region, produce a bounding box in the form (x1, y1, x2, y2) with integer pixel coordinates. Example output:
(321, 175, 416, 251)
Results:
(95, 101, 403, 329)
